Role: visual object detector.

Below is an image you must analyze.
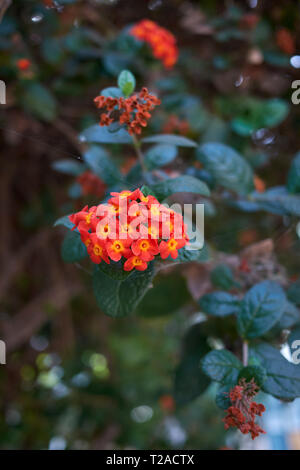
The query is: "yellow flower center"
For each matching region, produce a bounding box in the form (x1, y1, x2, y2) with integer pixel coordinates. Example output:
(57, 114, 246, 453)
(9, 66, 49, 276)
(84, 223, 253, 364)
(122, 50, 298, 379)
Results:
(140, 240, 150, 251)
(168, 239, 177, 250)
(113, 241, 123, 252)
(85, 212, 93, 224)
(93, 244, 103, 256)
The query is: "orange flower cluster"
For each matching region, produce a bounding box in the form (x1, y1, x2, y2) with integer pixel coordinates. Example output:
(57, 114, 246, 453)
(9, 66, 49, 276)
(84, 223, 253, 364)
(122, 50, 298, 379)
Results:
(224, 379, 266, 440)
(17, 58, 31, 71)
(163, 115, 190, 135)
(276, 28, 295, 55)
(130, 19, 178, 68)
(69, 189, 188, 271)
(94, 87, 161, 136)
(77, 171, 107, 198)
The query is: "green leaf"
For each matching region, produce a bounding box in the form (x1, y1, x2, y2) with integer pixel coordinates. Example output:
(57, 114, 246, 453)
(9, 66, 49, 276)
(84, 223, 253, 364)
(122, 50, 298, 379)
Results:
(275, 301, 300, 330)
(136, 273, 191, 317)
(201, 350, 242, 385)
(151, 175, 210, 200)
(252, 187, 300, 216)
(199, 292, 240, 317)
(142, 134, 197, 147)
(51, 159, 84, 176)
(238, 365, 266, 388)
(215, 384, 232, 409)
(117, 70, 136, 97)
(54, 215, 74, 230)
(83, 145, 122, 186)
(140, 185, 157, 198)
(100, 87, 123, 98)
(21, 82, 57, 122)
(287, 279, 300, 305)
(174, 244, 210, 264)
(196, 142, 254, 195)
(251, 343, 300, 400)
(92, 263, 156, 317)
(237, 280, 286, 339)
(287, 152, 300, 194)
(210, 264, 237, 290)
(97, 260, 131, 281)
(145, 144, 177, 170)
(80, 124, 133, 144)
(288, 326, 300, 353)
(174, 324, 211, 405)
(61, 231, 87, 263)
(174, 355, 211, 406)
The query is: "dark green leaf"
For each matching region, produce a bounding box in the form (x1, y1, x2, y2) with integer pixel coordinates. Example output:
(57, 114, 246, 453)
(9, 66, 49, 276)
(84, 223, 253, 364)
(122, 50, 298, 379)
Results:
(210, 264, 237, 290)
(21, 82, 57, 122)
(142, 134, 197, 148)
(215, 384, 232, 409)
(238, 365, 266, 388)
(174, 324, 211, 405)
(196, 142, 254, 195)
(287, 152, 300, 194)
(287, 279, 300, 306)
(275, 301, 300, 330)
(201, 350, 242, 384)
(251, 343, 300, 400)
(199, 292, 240, 317)
(237, 280, 286, 339)
(100, 87, 123, 98)
(54, 215, 74, 230)
(51, 159, 83, 176)
(92, 263, 156, 317)
(145, 144, 177, 170)
(80, 124, 133, 144)
(288, 326, 300, 354)
(136, 273, 191, 317)
(61, 231, 87, 263)
(252, 187, 300, 216)
(174, 355, 211, 406)
(83, 145, 122, 186)
(151, 175, 210, 200)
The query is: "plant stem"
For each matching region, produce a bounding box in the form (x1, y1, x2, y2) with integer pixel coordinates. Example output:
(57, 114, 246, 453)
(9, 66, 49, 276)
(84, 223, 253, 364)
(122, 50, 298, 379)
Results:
(132, 135, 147, 174)
(242, 341, 248, 367)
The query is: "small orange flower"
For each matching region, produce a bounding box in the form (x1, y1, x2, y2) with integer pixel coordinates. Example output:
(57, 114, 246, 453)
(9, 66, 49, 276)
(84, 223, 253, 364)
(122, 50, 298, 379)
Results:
(159, 237, 186, 260)
(124, 255, 148, 271)
(94, 88, 160, 136)
(77, 171, 106, 198)
(130, 19, 178, 68)
(17, 58, 31, 71)
(159, 394, 175, 413)
(254, 175, 266, 193)
(276, 28, 295, 55)
(224, 379, 266, 440)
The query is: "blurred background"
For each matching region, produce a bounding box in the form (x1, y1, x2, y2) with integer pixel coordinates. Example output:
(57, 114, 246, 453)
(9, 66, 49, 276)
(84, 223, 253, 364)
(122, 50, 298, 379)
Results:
(0, 0, 300, 450)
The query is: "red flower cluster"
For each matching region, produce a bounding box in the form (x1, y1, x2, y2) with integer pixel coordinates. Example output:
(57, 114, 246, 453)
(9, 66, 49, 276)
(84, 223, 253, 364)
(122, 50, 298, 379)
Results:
(77, 171, 106, 198)
(130, 19, 178, 68)
(94, 87, 161, 136)
(224, 379, 266, 440)
(163, 115, 190, 136)
(276, 28, 296, 55)
(69, 189, 188, 271)
(17, 58, 31, 71)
